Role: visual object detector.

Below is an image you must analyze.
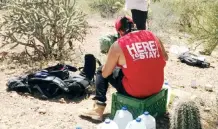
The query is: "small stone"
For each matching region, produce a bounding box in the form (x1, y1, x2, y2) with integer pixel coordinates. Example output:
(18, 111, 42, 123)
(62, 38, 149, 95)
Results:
(204, 107, 211, 112)
(38, 108, 46, 114)
(59, 98, 66, 104)
(191, 85, 197, 89)
(179, 85, 185, 88)
(24, 93, 30, 96)
(205, 84, 213, 92)
(29, 96, 34, 99)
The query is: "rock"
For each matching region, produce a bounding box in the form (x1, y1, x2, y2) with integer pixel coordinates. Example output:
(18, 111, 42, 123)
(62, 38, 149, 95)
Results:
(59, 98, 66, 104)
(191, 85, 197, 89)
(205, 84, 213, 92)
(179, 85, 185, 88)
(204, 107, 211, 112)
(38, 108, 46, 114)
(29, 96, 34, 99)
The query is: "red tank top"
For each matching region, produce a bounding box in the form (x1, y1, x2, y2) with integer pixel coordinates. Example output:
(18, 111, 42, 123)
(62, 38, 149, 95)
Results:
(118, 30, 166, 98)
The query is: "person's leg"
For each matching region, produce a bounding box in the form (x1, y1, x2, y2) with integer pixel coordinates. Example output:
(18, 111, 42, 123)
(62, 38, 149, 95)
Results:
(80, 66, 126, 121)
(93, 66, 127, 102)
(131, 9, 147, 30)
(107, 67, 128, 95)
(92, 66, 110, 103)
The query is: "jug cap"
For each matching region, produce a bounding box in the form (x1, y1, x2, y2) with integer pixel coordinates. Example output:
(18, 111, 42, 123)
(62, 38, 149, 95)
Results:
(164, 82, 169, 85)
(136, 117, 141, 122)
(143, 111, 149, 115)
(121, 106, 127, 110)
(105, 118, 111, 124)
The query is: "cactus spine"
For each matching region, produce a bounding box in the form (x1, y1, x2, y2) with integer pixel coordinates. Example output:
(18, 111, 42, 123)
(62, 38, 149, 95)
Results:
(170, 100, 202, 129)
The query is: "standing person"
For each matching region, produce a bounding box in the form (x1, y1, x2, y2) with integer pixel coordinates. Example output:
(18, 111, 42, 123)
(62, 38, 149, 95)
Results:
(125, 0, 150, 30)
(80, 16, 168, 122)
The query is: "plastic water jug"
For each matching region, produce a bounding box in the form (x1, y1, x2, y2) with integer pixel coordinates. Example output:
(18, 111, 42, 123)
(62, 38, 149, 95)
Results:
(75, 125, 82, 129)
(97, 118, 119, 129)
(113, 106, 133, 129)
(139, 111, 156, 129)
(163, 81, 171, 107)
(125, 117, 146, 129)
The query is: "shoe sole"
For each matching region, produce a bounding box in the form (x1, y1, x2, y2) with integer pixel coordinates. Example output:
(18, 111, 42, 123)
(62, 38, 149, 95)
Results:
(80, 114, 103, 123)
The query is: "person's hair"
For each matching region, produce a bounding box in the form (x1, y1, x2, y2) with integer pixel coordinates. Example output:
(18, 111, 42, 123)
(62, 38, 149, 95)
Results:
(119, 17, 136, 34)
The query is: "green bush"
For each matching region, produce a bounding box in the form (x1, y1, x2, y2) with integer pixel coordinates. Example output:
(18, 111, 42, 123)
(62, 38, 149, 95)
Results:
(0, 0, 88, 60)
(165, 0, 218, 55)
(90, 0, 124, 18)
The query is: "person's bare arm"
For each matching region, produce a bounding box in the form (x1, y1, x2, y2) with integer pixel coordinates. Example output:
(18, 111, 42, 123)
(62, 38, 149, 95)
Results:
(158, 38, 168, 61)
(102, 42, 120, 78)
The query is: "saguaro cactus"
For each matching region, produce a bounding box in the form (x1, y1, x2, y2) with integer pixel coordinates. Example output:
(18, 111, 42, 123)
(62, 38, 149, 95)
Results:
(170, 100, 202, 129)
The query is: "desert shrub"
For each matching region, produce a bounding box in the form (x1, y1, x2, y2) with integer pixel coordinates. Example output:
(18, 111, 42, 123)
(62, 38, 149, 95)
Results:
(164, 0, 218, 55)
(0, 0, 8, 8)
(89, 0, 124, 18)
(0, 0, 88, 61)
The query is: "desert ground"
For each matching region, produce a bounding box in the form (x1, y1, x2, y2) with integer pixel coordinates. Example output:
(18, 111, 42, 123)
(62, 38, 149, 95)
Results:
(0, 1, 217, 129)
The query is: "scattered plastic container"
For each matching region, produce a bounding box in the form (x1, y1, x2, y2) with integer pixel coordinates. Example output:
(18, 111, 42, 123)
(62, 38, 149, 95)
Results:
(139, 111, 156, 129)
(75, 125, 82, 129)
(169, 45, 189, 55)
(97, 118, 119, 129)
(125, 117, 146, 129)
(163, 81, 171, 107)
(113, 106, 133, 129)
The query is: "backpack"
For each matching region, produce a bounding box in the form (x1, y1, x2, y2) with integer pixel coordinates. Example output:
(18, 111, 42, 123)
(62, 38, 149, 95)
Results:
(99, 34, 119, 54)
(6, 54, 101, 99)
(178, 52, 210, 68)
(7, 64, 77, 99)
(43, 63, 77, 80)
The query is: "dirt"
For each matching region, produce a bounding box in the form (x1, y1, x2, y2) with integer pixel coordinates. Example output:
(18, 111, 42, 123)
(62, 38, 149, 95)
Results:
(0, 12, 218, 129)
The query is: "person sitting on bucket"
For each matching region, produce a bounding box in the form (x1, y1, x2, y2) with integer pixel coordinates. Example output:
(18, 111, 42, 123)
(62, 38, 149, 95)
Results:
(80, 16, 168, 121)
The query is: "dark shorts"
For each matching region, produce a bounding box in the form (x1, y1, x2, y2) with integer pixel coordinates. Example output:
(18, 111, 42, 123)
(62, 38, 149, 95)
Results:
(131, 9, 148, 30)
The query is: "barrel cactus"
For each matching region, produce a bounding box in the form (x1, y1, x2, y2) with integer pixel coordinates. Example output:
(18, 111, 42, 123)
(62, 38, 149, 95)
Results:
(170, 100, 202, 129)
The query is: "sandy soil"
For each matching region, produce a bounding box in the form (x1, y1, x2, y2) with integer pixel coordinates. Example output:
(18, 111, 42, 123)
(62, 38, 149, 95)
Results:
(0, 12, 217, 129)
